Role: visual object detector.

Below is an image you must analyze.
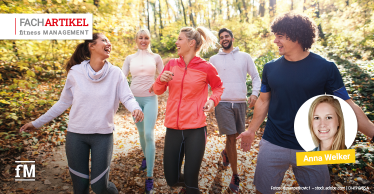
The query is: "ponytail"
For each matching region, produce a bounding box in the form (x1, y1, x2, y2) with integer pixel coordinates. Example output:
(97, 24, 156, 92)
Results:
(180, 26, 217, 54)
(65, 33, 102, 72)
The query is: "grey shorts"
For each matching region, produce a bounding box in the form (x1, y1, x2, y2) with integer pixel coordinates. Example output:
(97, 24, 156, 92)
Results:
(214, 102, 247, 135)
(254, 139, 331, 194)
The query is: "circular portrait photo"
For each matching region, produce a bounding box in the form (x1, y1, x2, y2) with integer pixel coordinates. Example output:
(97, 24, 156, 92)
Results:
(294, 95, 357, 151)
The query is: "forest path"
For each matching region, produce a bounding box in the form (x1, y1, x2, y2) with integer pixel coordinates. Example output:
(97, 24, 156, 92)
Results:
(1, 92, 298, 194)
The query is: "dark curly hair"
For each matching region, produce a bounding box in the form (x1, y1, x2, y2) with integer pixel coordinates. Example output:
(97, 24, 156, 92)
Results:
(271, 13, 318, 51)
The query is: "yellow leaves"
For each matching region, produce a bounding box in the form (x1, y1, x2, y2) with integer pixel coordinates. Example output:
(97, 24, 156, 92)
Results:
(0, 99, 10, 104)
(26, 70, 36, 77)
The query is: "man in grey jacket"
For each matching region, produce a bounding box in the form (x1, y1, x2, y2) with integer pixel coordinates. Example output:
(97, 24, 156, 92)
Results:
(209, 28, 261, 193)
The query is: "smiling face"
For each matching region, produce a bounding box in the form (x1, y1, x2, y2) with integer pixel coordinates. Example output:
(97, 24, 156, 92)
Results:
(90, 34, 111, 59)
(273, 33, 301, 56)
(136, 32, 150, 50)
(176, 32, 193, 56)
(312, 102, 339, 144)
(219, 31, 233, 50)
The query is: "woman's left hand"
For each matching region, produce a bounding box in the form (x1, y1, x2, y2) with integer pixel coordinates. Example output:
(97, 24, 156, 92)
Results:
(203, 100, 215, 112)
(149, 85, 154, 93)
(132, 109, 144, 123)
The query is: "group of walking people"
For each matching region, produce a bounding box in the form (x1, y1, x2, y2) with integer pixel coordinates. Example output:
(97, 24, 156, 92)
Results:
(19, 12, 374, 194)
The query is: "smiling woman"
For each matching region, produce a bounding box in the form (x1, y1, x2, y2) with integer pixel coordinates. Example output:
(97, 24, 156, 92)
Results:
(19, 33, 143, 194)
(153, 26, 223, 194)
(308, 96, 346, 151)
(122, 29, 164, 194)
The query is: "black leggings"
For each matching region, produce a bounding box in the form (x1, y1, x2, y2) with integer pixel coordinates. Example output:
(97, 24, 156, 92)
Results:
(65, 131, 118, 194)
(163, 127, 207, 194)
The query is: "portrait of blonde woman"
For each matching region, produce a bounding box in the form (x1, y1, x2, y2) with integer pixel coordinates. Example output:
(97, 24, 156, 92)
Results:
(308, 96, 347, 151)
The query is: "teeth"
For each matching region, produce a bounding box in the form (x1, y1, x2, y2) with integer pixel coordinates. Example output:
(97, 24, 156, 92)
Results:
(318, 129, 330, 133)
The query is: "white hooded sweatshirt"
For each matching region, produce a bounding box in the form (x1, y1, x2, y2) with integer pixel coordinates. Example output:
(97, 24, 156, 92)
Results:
(32, 60, 141, 134)
(209, 47, 261, 102)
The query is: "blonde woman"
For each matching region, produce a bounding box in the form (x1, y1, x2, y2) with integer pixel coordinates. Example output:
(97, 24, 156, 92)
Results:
(122, 29, 163, 194)
(308, 96, 346, 151)
(153, 27, 223, 194)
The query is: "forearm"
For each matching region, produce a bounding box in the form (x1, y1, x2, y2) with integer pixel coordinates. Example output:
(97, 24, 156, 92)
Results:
(347, 99, 374, 137)
(209, 86, 224, 106)
(153, 79, 167, 95)
(247, 95, 270, 133)
(32, 100, 71, 128)
(123, 97, 141, 113)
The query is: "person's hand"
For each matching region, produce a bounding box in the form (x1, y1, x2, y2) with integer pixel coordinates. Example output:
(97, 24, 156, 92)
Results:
(132, 109, 144, 123)
(248, 95, 258, 108)
(149, 84, 154, 93)
(236, 130, 256, 152)
(160, 71, 174, 82)
(203, 100, 215, 112)
(19, 122, 37, 133)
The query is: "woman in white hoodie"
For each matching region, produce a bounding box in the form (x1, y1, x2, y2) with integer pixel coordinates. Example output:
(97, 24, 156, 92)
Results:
(19, 33, 143, 194)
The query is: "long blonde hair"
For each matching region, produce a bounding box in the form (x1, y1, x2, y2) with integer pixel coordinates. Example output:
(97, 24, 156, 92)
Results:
(135, 29, 153, 54)
(180, 26, 217, 54)
(308, 96, 346, 150)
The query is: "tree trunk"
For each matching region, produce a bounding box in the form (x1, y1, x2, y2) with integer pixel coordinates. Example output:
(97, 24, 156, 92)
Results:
(227, 0, 230, 19)
(236, 0, 242, 15)
(188, 0, 196, 27)
(303, 0, 307, 12)
(315, 1, 324, 39)
(158, 0, 163, 37)
(241, 0, 248, 22)
(291, 0, 293, 10)
(219, 0, 222, 14)
(259, 0, 265, 17)
(13, 41, 18, 59)
(181, 0, 187, 25)
(269, 0, 276, 17)
(165, 0, 170, 23)
(252, 0, 255, 18)
(152, 3, 157, 37)
(147, 0, 150, 30)
(94, 0, 99, 7)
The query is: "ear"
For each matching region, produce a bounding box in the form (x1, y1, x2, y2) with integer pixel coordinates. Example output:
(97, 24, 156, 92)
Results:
(88, 42, 95, 51)
(189, 39, 196, 48)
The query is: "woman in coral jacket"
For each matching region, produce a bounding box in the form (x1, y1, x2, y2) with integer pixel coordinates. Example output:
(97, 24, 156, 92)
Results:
(153, 26, 223, 194)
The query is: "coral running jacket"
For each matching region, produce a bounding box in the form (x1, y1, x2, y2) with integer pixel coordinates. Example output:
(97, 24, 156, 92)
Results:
(153, 56, 223, 130)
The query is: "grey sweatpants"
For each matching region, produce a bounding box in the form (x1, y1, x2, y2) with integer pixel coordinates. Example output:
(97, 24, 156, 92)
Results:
(254, 139, 331, 194)
(65, 131, 118, 194)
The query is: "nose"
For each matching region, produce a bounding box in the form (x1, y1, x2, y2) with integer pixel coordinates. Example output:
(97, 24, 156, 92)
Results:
(319, 118, 328, 127)
(273, 38, 278, 43)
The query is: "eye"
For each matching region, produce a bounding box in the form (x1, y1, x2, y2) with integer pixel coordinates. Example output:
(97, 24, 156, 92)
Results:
(327, 116, 332, 120)
(313, 116, 319, 120)
(102, 39, 107, 43)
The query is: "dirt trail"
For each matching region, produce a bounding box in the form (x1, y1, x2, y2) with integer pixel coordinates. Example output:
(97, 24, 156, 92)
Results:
(1, 92, 298, 194)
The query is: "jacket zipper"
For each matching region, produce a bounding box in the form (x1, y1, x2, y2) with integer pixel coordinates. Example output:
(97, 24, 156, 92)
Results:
(176, 65, 188, 129)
